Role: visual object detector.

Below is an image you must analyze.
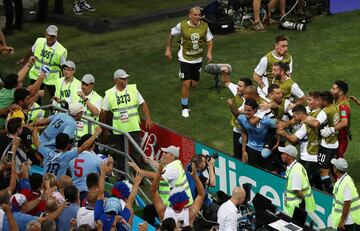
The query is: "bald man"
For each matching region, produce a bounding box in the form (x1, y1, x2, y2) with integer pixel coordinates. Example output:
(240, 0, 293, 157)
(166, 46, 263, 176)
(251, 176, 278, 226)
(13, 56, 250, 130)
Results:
(217, 187, 246, 231)
(165, 6, 213, 118)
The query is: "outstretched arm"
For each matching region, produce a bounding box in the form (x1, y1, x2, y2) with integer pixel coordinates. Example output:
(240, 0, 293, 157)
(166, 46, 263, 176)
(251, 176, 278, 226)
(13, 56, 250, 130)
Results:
(253, 72, 265, 89)
(151, 166, 166, 220)
(189, 163, 205, 224)
(1, 204, 18, 231)
(77, 126, 102, 154)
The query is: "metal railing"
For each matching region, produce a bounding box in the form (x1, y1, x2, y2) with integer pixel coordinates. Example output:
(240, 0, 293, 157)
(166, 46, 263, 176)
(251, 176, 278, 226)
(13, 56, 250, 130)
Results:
(30, 104, 155, 204)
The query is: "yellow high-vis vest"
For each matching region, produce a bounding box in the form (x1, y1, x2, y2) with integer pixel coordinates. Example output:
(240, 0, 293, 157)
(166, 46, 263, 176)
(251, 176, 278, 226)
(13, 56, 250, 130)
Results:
(105, 84, 140, 134)
(285, 161, 316, 216)
(331, 174, 360, 228)
(158, 160, 193, 207)
(29, 38, 67, 85)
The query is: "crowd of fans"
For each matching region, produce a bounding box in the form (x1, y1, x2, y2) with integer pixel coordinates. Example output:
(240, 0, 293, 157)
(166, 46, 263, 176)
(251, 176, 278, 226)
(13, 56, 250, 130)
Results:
(0, 8, 358, 230)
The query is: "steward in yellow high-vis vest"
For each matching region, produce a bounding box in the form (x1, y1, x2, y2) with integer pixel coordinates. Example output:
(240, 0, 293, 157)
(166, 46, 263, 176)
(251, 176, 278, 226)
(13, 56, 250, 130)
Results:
(76, 74, 103, 138)
(100, 69, 152, 170)
(20, 25, 67, 102)
(157, 146, 193, 206)
(53, 60, 81, 106)
(253, 35, 292, 98)
(151, 156, 206, 226)
(27, 102, 45, 123)
(331, 158, 360, 230)
(279, 145, 316, 217)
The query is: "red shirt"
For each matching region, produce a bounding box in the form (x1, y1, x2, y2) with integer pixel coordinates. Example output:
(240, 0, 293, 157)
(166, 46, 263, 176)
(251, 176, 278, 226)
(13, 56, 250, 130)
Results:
(20, 189, 46, 216)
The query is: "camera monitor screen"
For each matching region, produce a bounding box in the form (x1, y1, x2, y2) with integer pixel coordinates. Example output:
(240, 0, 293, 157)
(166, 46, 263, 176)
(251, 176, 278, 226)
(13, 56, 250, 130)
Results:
(252, 193, 276, 213)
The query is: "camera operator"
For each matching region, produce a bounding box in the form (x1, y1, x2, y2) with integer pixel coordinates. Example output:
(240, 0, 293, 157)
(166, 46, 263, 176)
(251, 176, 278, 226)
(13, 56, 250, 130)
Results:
(186, 154, 219, 227)
(217, 187, 246, 231)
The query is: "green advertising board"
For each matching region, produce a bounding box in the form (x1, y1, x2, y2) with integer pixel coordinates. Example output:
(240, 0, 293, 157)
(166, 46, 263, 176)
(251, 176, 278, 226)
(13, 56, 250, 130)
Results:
(195, 142, 333, 229)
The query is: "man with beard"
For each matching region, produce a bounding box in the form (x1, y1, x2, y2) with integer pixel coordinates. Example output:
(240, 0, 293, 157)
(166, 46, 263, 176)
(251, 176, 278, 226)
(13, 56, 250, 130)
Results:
(253, 35, 293, 98)
(330, 80, 351, 158)
(271, 62, 306, 105)
(237, 99, 277, 168)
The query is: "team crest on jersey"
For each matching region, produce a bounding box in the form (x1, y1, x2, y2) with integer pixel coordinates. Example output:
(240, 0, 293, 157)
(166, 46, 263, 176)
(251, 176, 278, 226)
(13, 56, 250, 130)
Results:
(191, 33, 200, 50)
(340, 110, 346, 117)
(256, 123, 261, 128)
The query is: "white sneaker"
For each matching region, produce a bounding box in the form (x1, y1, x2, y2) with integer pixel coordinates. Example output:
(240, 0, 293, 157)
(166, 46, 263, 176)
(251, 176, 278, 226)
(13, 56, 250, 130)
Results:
(80, 0, 96, 11)
(182, 109, 189, 118)
(73, 3, 82, 15)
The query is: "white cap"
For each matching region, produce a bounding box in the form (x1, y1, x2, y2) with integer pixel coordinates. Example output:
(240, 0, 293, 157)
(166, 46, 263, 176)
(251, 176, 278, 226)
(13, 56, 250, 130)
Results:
(278, 145, 298, 157)
(68, 102, 84, 116)
(114, 69, 130, 79)
(331, 158, 348, 171)
(161, 145, 180, 158)
(62, 60, 76, 70)
(10, 193, 27, 207)
(81, 74, 95, 84)
(46, 25, 58, 36)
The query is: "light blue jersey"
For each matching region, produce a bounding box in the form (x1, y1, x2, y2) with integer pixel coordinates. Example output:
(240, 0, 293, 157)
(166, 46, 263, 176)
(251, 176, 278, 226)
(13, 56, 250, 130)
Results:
(69, 151, 103, 192)
(237, 115, 277, 152)
(39, 146, 78, 178)
(3, 211, 38, 231)
(39, 113, 76, 147)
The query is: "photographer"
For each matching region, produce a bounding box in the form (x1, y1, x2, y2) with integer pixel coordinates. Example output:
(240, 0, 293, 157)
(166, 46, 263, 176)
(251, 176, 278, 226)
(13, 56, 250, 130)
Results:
(186, 154, 219, 227)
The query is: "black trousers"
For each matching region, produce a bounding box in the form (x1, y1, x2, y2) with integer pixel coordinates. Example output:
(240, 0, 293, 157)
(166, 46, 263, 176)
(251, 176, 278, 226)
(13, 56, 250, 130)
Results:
(36, 0, 64, 21)
(233, 131, 242, 160)
(3, 0, 23, 29)
(110, 131, 145, 171)
(342, 224, 360, 231)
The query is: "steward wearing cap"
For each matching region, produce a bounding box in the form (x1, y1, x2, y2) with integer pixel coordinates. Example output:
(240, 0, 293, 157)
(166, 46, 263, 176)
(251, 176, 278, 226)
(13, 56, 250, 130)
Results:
(19, 25, 67, 102)
(128, 145, 193, 225)
(331, 158, 360, 230)
(279, 145, 316, 217)
(100, 68, 152, 170)
(75, 74, 103, 138)
(34, 102, 84, 148)
(151, 162, 205, 226)
(53, 60, 81, 106)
